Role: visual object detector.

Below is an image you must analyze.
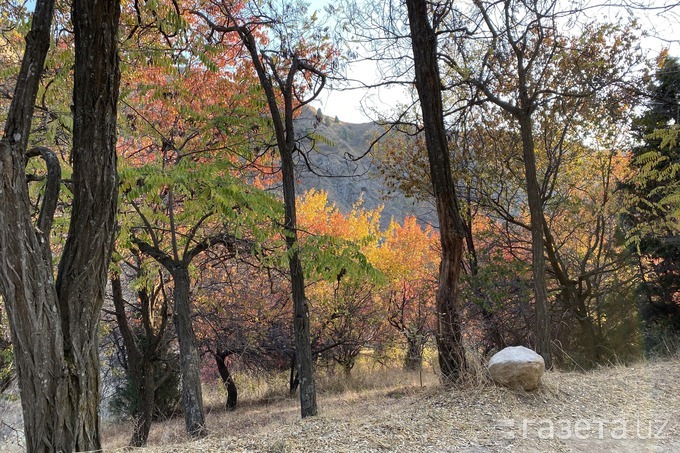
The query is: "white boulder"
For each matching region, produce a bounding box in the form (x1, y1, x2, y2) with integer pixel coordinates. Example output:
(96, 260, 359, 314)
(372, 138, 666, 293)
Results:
(488, 346, 545, 390)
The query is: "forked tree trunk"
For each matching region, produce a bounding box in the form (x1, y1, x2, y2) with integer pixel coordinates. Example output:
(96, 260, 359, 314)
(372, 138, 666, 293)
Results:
(0, 0, 120, 450)
(0, 5, 67, 451)
(131, 235, 218, 438)
(405, 0, 468, 382)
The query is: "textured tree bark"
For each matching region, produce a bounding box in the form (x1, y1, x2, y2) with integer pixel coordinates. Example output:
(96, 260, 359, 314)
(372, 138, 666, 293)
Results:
(0, 0, 120, 450)
(171, 266, 207, 437)
(517, 114, 553, 369)
(405, 0, 468, 382)
(0, 2, 63, 446)
(54, 1, 121, 447)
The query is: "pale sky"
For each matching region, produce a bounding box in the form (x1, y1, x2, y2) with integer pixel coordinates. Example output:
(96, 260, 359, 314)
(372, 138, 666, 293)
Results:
(306, 0, 409, 124)
(311, 58, 409, 124)
(308, 0, 680, 124)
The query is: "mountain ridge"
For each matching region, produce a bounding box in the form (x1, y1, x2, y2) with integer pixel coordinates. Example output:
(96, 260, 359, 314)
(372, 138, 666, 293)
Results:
(294, 107, 436, 230)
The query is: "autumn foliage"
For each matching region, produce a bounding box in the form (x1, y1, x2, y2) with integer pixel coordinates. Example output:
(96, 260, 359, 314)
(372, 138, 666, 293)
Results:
(2, 0, 680, 450)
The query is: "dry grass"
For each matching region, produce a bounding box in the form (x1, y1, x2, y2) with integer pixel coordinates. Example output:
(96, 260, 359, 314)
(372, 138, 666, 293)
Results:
(97, 356, 680, 452)
(0, 357, 677, 451)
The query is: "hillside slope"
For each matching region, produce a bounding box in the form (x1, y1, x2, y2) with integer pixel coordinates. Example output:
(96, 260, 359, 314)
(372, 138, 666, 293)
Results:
(98, 358, 679, 452)
(293, 110, 436, 230)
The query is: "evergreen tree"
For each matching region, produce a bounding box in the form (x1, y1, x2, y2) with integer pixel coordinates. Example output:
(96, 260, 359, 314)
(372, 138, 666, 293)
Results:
(625, 56, 680, 353)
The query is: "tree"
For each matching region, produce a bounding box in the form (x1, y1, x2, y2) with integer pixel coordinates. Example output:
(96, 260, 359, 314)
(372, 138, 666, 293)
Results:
(404, 0, 469, 380)
(120, 136, 278, 437)
(468, 124, 640, 365)
(297, 190, 387, 376)
(449, 0, 556, 367)
(0, 0, 120, 449)
(377, 218, 439, 370)
(441, 0, 644, 367)
(298, 192, 456, 375)
(313, 282, 385, 375)
(116, 7, 283, 432)
(188, 231, 298, 402)
(194, 0, 337, 416)
(369, 3, 643, 365)
(337, 0, 469, 379)
(624, 55, 680, 353)
(110, 258, 175, 447)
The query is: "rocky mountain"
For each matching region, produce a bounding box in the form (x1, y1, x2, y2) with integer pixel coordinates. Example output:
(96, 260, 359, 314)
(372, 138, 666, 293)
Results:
(293, 108, 436, 230)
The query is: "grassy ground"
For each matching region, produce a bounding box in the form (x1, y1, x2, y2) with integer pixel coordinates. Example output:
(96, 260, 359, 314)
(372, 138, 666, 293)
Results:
(96, 356, 680, 452)
(1, 357, 678, 451)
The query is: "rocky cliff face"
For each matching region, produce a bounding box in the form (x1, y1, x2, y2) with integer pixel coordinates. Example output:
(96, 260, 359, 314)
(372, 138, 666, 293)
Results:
(294, 108, 436, 230)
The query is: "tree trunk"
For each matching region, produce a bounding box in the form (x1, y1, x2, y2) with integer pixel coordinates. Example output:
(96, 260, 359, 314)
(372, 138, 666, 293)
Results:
(278, 62, 317, 417)
(130, 361, 156, 447)
(215, 352, 238, 410)
(55, 1, 121, 447)
(289, 353, 299, 395)
(281, 149, 318, 416)
(171, 266, 207, 437)
(0, 0, 120, 450)
(131, 239, 209, 438)
(0, 2, 66, 451)
(405, 0, 468, 382)
(517, 114, 553, 369)
(111, 274, 156, 447)
(219, 24, 318, 418)
(404, 334, 424, 371)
